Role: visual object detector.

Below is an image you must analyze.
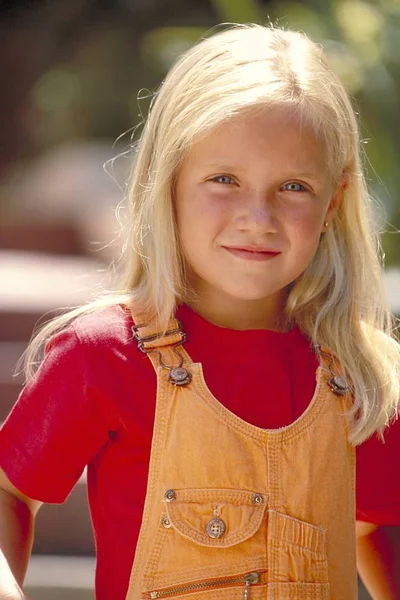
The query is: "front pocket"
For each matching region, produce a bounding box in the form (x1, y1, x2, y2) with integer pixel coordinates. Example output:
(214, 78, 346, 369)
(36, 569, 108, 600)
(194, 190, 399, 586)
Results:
(267, 511, 328, 584)
(165, 488, 267, 548)
(143, 488, 268, 593)
(143, 571, 266, 599)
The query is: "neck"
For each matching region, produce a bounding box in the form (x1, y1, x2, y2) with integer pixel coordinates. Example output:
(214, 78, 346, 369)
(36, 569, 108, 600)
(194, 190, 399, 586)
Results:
(187, 289, 289, 332)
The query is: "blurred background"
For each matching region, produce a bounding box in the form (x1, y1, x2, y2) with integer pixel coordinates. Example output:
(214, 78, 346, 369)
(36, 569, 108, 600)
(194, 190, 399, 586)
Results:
(1, 0, 399, 598)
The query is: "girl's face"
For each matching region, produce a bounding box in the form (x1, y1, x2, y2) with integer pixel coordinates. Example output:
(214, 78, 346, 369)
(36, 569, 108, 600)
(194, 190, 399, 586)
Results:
(174, 108, 341, 329)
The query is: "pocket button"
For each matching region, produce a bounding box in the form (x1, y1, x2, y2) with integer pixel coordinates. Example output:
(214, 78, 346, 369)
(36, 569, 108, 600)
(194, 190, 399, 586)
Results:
(161, 515, 172, 528)
(206, 517, 226, 539)
(252, 493, 264, 505)
(164, 489, 177, 502)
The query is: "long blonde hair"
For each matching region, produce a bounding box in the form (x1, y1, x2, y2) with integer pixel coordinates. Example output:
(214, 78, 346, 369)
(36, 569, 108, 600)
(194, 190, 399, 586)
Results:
(23, 23, 399, 445)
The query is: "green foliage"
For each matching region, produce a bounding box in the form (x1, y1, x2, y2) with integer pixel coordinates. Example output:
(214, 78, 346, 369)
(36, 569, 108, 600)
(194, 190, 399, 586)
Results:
(140, 27, 209, 73)
(210, 0, 264, 23)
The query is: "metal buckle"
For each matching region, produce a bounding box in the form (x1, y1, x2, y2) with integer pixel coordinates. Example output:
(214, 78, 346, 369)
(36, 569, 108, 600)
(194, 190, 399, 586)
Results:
(131, 323, 184, 351)
(314, 344, 351, 396)
(132, 321, 192, 386)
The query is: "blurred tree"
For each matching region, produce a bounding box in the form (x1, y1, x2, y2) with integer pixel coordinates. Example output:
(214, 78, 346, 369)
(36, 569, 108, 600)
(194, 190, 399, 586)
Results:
(0, 0, 217, 174)
(1, 0, 95, 176)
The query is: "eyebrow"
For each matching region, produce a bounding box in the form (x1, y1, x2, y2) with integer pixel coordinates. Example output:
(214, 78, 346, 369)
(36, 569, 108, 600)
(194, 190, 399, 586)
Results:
(203, 163, 325, 183)
(204, 163, 243, 171)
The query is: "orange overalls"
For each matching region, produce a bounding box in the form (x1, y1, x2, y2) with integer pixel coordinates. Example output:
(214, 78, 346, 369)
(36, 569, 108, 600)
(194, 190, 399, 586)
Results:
(125, 312, 357, 599)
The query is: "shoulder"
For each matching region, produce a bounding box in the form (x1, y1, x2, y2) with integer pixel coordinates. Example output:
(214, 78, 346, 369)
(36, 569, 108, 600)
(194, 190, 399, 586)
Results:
(72, 304, 134, 349)
(42, 304, 136, 369)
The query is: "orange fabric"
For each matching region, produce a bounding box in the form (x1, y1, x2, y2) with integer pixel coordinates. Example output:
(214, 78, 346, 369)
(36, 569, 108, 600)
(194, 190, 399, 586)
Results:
(125, 311, 357, 599)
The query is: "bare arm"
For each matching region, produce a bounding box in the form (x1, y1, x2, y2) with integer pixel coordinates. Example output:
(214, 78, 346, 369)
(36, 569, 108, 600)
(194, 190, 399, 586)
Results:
(0, 468, 42, 599)
(356, 520, 400, 600)
(0, 550, 26, 600)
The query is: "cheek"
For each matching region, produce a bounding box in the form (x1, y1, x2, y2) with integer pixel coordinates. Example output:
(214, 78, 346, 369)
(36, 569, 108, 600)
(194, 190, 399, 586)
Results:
(177, 189, 230, 236)
(283, 208, 325, 263)
(284, 203, 325, 237)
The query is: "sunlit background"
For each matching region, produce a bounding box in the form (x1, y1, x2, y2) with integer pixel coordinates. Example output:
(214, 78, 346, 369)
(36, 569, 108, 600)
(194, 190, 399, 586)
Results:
(1, 1, 399, 598)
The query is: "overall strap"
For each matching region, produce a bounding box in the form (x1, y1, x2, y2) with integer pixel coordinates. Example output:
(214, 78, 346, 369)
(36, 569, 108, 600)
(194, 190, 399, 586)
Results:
(129, 307, 193, 387)
(124, 309, 194, 600)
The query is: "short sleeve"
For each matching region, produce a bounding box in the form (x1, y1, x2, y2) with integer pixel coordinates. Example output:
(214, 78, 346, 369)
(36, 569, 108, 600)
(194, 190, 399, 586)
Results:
(0, 326, 114, 503)
(356, 414, 400, 525)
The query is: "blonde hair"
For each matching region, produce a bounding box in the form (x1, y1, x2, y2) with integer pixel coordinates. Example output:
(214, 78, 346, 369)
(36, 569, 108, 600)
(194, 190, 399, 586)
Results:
(23, 23, 399, 444)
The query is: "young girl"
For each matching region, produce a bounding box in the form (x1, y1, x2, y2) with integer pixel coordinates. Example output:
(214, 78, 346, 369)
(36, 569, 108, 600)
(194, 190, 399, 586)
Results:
(0, 23, 399, 600)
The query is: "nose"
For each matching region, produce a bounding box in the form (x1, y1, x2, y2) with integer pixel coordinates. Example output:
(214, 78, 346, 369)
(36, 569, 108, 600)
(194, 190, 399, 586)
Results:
(234, 192, 278, 235)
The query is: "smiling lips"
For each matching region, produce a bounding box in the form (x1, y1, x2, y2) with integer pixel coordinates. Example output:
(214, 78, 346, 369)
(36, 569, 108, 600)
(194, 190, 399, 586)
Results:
(223, 246, 281, 261)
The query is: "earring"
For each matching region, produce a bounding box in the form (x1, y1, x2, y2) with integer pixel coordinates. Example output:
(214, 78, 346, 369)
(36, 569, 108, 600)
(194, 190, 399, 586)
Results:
(324, 222, 329, 228)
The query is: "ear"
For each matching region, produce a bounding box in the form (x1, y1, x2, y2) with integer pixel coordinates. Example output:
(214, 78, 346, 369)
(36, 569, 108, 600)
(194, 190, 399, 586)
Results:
(322, 173, 348, 232)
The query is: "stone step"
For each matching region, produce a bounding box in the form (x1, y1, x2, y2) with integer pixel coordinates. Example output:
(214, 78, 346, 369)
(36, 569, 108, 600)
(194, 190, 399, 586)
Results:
(25, 555, 95, 600)
(0, 250, 108, 340)
(33, 472, 94, 556)
(0, 341, 25, 420)
(0, 222, 85, 256)
(0, 310, 50, 343)
(0, 342, 25, 380)
(0, 381, 22, 421)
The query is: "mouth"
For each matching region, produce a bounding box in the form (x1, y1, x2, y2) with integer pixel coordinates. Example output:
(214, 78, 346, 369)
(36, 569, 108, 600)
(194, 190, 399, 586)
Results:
(223, 246, 281, 261)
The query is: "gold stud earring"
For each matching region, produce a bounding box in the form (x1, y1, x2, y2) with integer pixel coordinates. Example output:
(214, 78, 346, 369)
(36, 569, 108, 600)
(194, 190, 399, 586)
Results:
(324, 222, 329, 228)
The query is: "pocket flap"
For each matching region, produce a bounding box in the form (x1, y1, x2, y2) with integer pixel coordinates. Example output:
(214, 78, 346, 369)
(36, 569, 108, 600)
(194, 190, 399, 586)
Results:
(164, 488, 268, 548)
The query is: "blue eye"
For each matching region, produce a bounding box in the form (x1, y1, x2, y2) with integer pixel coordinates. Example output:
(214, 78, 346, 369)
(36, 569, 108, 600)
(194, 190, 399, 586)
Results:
(211, 175, 234, 184)
(283, 182, 307, 192)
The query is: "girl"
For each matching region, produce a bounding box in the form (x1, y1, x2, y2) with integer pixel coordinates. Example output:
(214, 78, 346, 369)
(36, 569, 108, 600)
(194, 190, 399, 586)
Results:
(0, 23, 399, 600)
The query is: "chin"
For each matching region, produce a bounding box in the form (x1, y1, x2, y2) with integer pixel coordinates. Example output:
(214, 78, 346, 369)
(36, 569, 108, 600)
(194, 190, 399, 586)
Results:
(221, 285, 282, 302)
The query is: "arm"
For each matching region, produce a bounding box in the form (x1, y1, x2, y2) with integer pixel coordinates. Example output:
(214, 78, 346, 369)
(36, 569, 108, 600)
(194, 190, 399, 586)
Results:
(356, 520, 400, 600)
(0, 467, 42, 599)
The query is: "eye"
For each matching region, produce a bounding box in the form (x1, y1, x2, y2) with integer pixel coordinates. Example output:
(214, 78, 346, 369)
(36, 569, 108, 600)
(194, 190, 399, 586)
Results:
(283, 182, 308, 192)
(210, 175, 235, 185)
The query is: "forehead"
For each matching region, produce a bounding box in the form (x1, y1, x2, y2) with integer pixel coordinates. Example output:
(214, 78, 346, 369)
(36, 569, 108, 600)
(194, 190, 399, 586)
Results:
(181, 107, 328, 179)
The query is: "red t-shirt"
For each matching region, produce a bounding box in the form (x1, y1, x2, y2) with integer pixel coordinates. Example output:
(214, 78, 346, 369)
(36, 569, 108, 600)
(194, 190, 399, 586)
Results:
(0, 304, 399, 600)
